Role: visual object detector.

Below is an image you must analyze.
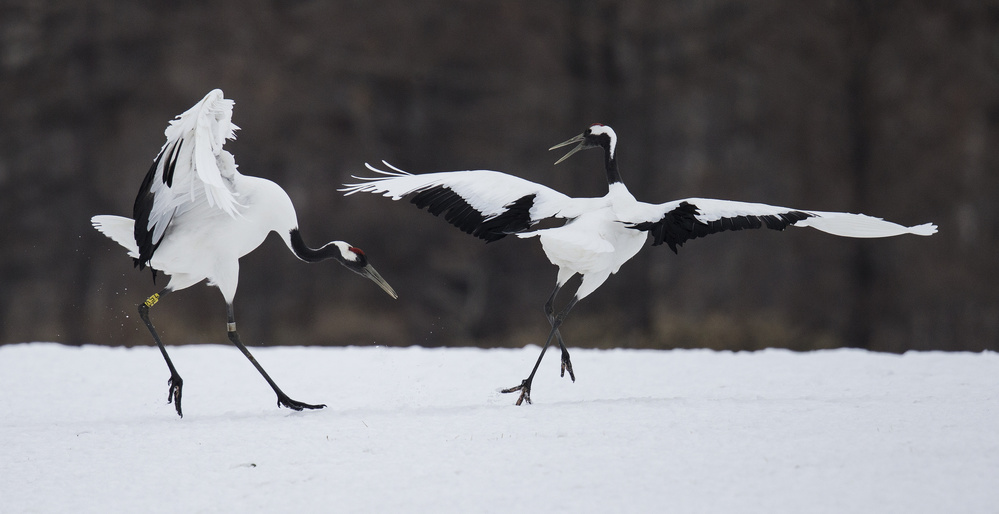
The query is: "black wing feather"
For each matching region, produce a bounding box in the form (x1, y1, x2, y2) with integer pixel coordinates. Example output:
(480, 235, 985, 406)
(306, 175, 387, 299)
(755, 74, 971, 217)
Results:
(162, 139, 182, 187)
(131, 147, 173, 280)
(410, 186, 537, 243)
(630, 201, 813, 253)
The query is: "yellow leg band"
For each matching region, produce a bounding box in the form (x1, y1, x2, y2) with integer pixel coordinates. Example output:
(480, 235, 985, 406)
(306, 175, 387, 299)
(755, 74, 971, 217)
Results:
(143, 293, 160, 308)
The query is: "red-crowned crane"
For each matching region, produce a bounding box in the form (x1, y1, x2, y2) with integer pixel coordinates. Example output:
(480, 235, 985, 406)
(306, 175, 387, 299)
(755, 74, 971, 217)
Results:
(92, 89, 398, 417)
(342, 124, 937, 405)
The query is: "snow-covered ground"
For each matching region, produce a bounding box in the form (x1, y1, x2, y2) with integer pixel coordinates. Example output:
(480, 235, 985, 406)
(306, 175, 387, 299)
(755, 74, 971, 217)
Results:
(1, 343, 996, 513)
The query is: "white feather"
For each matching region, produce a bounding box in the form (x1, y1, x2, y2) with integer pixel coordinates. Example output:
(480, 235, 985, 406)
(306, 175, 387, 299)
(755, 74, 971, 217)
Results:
(149, 89, 243, 236)
(796, 211, 938, 237)
(91, 215, 138, 258)
(343, 161, 592, 222)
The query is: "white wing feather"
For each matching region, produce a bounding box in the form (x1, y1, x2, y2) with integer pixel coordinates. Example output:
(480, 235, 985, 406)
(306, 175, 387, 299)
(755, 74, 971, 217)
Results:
(794, 211, 937, 237)
(146, 89, 242, 241)
(342, 161, 594, 222)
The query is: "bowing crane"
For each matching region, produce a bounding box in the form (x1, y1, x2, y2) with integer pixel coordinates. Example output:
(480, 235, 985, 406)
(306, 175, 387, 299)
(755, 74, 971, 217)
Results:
(92, 89, 398, 417)
(342, 124, 937, 405)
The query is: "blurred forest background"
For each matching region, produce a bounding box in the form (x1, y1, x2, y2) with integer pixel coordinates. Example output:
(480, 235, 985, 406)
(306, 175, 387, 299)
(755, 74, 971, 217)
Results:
(1, 0, 997, 352)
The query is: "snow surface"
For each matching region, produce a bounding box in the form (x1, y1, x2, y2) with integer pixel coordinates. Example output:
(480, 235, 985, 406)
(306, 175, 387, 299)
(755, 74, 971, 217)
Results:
(1, 343, 997, 513)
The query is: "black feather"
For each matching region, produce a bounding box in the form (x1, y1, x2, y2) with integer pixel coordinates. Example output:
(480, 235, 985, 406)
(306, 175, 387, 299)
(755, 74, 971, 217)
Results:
(630, 201, 813, 253)
(162, 140, 182, 187)
(132, 149, 168, 281)
(409, 186, 537, 242)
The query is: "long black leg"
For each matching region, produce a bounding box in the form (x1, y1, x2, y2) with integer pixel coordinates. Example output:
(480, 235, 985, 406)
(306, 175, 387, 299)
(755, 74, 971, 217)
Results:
(137, 289, 185, 417)
(544, 284, 575, 382)
(502, 296, 580, 405)
(225, 304, 325, 412)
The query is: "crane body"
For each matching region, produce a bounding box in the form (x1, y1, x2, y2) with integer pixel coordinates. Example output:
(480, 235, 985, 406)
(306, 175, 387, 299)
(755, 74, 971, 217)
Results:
(343, 124, 936, 405)
(93, 90, 397, 417)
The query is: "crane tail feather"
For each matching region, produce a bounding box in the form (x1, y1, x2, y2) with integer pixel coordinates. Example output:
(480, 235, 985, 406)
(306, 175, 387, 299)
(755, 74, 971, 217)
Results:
(91, 215, 140, 257)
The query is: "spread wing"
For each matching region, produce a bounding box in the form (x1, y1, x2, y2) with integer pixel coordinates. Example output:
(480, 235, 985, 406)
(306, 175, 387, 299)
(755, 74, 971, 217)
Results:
(132, 89, 242, 270)
(341, 162, 603, 242)
(625, 197, 938, 253)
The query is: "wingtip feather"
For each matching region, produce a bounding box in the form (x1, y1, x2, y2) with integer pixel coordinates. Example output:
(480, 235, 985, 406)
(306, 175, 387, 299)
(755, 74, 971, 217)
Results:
(909, 223, 938, 236)
(797, 212, 939, 238)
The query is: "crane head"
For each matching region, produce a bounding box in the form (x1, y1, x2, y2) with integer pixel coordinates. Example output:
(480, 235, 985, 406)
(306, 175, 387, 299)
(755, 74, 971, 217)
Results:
(331, 242, 399, 299)
(550, 124, 618, 165)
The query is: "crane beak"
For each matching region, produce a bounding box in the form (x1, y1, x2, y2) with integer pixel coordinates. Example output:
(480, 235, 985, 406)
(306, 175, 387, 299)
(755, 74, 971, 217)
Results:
(549, 133, 586, 165)
(360, 263, 398, 299)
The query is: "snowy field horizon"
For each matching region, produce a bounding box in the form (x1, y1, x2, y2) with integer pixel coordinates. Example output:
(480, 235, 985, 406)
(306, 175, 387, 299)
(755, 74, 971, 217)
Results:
(2, 343, 996, 513)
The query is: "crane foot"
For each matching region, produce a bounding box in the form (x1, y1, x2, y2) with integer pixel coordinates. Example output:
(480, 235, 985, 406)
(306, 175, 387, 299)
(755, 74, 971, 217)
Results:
(276, 394, 326, 411)
(501, 379, 533, 406)
(560, 348, 575, 382)
(168, 373, 184, 418)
